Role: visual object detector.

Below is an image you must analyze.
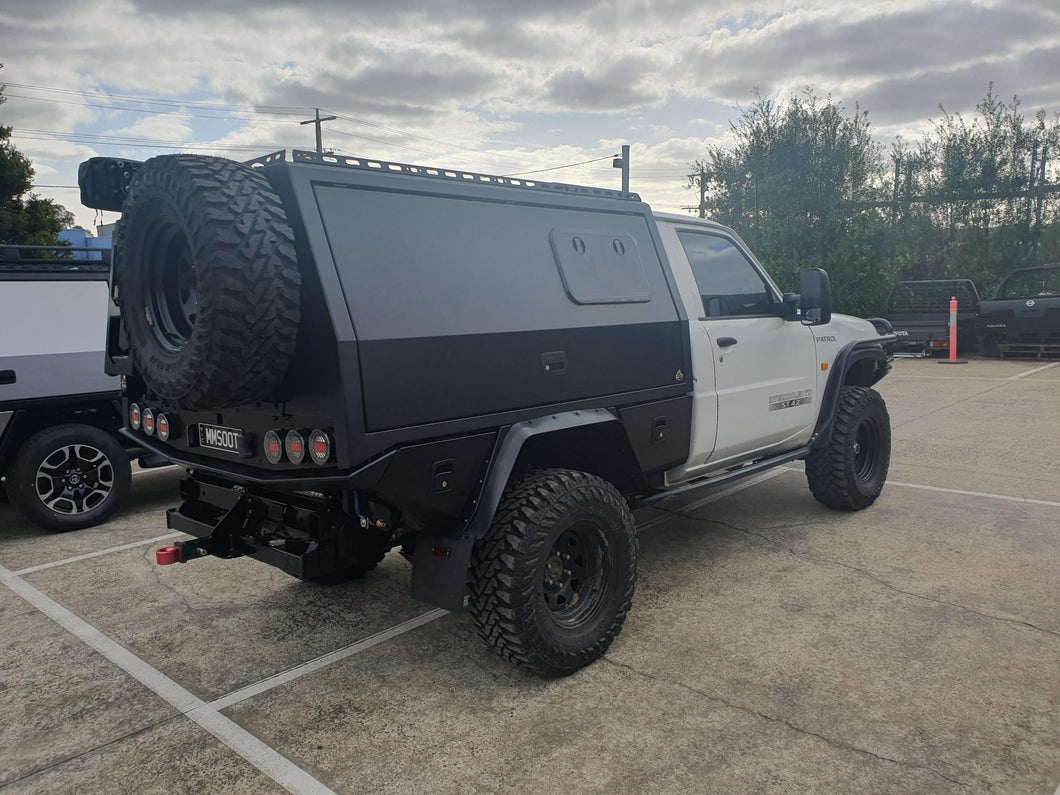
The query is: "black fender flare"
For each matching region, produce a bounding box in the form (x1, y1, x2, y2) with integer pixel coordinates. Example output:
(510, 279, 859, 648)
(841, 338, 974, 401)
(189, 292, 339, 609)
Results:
(810, 334, 895, 451)
(410, 408, 621, 611)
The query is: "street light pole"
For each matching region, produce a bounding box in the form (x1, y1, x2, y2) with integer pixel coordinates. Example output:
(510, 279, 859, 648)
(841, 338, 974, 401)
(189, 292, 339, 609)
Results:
(613, 144, 630, 193)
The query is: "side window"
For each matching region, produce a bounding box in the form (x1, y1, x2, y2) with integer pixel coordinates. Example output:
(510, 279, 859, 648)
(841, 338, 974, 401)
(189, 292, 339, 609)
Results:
(677, 231, 774, 318)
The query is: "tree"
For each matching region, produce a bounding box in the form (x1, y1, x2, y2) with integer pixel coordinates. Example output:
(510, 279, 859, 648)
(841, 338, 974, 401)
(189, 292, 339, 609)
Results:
(691, 86, 1060, 314)
(689, 89, 891, 316)
(0, 66, 75, 245)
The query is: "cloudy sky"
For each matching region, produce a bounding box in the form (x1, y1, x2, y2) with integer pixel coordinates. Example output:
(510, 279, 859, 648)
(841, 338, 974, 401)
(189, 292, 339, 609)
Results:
(2, 0, 1058, 231)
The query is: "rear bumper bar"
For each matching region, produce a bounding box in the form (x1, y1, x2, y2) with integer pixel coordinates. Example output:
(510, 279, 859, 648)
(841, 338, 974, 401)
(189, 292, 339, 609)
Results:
(165, 475, 352, 581)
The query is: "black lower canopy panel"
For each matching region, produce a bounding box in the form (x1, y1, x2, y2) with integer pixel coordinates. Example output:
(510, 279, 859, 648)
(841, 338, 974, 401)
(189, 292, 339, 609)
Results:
(359, 322, 686, 431)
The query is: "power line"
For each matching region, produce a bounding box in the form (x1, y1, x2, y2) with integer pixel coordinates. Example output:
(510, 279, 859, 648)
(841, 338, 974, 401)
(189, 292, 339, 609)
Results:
(15, 127, 629, 182)
(326, 111, 564, 168)
(3, 92, 304, 124)
(14, 128, 268, 152)
(2, 82, 311, 114)
(503, 154, 621, 177)
(5, 82, 687, 181)
(6, 85, 595, 173)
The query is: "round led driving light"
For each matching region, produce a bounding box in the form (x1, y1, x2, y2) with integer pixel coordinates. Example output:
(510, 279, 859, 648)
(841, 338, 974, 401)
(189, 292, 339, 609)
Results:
(284, 429, 306, 465)
(129, 403, 142, 431)
(308, 429, 331, 465)
(156, 413, 171, 442)
(142, 407, 156, 436)
(264, 430, 284, 465)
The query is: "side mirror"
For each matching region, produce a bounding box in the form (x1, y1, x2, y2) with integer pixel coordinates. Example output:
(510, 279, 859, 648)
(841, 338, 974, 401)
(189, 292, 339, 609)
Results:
(779, 292, 800, 321)
(800, 268, 832, 326)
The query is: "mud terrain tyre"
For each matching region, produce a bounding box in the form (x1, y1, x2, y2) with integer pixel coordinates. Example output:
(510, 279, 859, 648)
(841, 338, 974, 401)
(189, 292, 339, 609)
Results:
(9, 424, 131, 532)
(116, 155, 300, 409)
(468, 469, 637, 677)
(806, 386, 890, 510)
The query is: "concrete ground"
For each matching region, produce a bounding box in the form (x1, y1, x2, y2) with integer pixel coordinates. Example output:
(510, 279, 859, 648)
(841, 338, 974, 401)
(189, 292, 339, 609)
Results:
(0, 357, 1057, 795)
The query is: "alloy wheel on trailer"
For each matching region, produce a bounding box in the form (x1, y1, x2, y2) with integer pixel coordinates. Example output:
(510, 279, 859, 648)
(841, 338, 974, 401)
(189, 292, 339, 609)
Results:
(34, 443, 116, 516)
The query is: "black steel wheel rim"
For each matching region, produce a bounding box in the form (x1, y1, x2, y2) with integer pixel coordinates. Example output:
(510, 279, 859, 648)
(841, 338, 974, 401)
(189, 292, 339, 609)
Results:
(542, 522, 609, 628)
(142, 214, 198, 352)
(34, 444, 115, 516)
(852, 418, 880, 482)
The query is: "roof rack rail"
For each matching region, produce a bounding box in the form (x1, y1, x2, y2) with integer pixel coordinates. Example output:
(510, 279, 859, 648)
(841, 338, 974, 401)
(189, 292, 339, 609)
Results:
(244, 150, 286, 168)
(289, 149, 642, 202)
(0, 244, 111, 274)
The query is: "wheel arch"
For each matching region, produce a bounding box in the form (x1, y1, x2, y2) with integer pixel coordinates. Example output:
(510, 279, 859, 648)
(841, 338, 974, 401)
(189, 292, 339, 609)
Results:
(0, 400, 126, 476)
(409, 409, 646, 612)
(811, 337, 893, 451)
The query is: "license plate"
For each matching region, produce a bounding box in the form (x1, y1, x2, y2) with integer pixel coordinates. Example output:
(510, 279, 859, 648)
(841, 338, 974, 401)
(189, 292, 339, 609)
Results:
(197, 423, 247, 455)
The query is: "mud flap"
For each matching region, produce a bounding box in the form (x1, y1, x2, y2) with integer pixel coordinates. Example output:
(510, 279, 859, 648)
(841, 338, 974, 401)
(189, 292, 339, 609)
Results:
(410, 534, 475, 612)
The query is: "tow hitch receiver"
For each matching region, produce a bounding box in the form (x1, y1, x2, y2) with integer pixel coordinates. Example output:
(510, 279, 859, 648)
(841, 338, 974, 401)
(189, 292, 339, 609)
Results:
(162, 477, 386, 581)
(160, 493, 264, 566)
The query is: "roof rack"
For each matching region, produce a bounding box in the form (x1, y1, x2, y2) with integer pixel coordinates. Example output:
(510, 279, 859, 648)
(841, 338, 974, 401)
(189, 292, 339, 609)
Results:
(287, 149, 642, 202)
(0, 245, 110, 274)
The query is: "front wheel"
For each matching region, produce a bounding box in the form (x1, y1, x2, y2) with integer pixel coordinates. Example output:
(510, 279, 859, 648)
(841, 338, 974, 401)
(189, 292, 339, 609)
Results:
(468, 469, 637, 676)
(805, 386, 891, 510)
(8, 424, 132, 531)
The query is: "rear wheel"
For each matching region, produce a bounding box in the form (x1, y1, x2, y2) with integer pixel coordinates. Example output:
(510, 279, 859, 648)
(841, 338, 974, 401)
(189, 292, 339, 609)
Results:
(468, 469, 637, 676)
(805, 386, 890, 510)
(8, 424, 132, 531)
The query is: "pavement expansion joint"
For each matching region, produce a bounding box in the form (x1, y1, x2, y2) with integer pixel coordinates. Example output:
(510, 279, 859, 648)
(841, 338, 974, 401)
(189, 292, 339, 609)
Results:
(0, 713, 184, 789)
(0, 561, 338, 795)
(655, 508, 1060, 641)
(599, 656, 978, 790)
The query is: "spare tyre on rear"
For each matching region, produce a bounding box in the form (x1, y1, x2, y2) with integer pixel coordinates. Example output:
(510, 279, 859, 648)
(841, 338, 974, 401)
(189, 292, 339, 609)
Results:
(115, 155, 301, 409)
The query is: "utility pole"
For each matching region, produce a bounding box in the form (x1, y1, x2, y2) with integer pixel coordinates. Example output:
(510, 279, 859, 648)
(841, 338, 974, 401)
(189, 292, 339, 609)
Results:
(300, 108, 337, 153)
(699, 168, 707, 218)
(687, 169, 708, 218)
(613, 144, 630, 193)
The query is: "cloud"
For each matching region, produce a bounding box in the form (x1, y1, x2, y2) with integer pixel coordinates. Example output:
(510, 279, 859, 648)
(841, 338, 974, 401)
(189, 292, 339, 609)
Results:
(111, 113, 194, 141)
(1, 0, 1058, 231)
(543, 56, 663, 112)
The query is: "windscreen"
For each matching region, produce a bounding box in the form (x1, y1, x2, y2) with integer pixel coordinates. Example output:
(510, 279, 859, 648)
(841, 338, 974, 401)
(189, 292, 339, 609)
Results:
(888, 282, 978, 313)
(995, 268, 1060, 299)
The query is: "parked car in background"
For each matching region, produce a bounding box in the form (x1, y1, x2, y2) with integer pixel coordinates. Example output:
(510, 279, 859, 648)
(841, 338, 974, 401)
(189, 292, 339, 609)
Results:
(884, 279, 980, 357)
(977, 264, 1060, 358)
(0, 244, 166, 531)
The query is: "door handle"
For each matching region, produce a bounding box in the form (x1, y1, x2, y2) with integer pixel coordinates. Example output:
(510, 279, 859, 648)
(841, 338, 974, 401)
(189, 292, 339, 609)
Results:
(716, 337, 738, 348)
